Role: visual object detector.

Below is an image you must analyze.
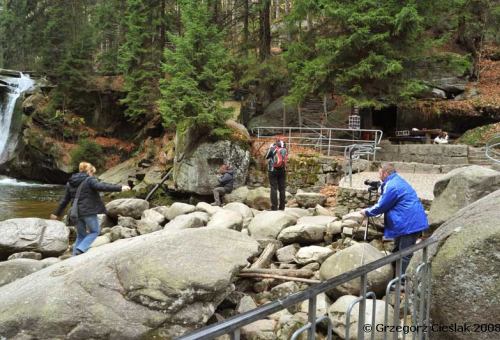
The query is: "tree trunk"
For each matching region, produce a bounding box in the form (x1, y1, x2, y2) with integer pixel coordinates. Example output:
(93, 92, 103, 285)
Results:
(259, 0, 271, 61)
(243, 0, 249, 54)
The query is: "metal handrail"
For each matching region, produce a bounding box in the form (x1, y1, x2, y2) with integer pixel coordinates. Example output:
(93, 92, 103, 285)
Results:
(252, 126, 383, 157)
(485, 134, 500, 163)
(176, 236, 437, 340)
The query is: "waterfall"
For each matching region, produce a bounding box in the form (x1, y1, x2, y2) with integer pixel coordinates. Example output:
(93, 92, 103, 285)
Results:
(0, 73, 35, 162)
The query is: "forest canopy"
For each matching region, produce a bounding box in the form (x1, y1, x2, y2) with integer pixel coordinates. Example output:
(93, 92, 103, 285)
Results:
(0, 0, 498, 130)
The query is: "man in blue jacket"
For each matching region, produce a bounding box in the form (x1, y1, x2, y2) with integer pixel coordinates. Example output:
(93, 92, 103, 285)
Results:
(361, 162, 428, 274)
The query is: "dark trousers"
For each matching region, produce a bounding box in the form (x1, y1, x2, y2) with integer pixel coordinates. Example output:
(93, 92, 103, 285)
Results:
(269, 169, 286, 210)
(393, 231, 421, 275)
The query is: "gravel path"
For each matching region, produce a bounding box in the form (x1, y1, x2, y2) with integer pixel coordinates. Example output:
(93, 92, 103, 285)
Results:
(339, 172, 445, 200)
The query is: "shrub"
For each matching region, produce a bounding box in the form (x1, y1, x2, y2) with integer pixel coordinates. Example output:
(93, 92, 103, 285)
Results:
(70, 139, 104, 171)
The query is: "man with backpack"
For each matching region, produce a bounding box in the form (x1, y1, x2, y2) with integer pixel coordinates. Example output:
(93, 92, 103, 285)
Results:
(265, 138, 288, 210)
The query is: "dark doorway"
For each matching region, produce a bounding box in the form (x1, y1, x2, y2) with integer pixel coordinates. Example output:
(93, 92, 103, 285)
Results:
(372, 106, 397, 136)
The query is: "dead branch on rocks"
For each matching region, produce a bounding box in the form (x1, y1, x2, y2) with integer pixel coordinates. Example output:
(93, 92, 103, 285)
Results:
(238, 273, 321, 284)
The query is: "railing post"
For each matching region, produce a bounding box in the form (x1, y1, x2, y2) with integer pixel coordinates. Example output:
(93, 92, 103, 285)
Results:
(393, 259, 402, 340)
(357, 274, 368, 340)
(230, 329, 240, 340)
(328, 129, 332, 156)
(308, 296, 317, 340)
(418, 247, 428, 339)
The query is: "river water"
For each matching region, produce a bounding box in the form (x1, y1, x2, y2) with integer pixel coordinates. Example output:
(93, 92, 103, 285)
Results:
(0, 176, 65, 221)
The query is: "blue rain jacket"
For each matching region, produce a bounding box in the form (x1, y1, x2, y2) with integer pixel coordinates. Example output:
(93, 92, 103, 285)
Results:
(365, 172, 428, 238)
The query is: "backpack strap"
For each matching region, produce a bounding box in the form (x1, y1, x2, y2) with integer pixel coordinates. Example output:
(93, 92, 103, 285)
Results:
(74, 177, 90, 202)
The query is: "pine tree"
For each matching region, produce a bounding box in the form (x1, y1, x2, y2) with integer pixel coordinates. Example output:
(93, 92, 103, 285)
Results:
(158, 0, 233, 135)
(285, 0, 433, 108)
(118, 0, 166, 121)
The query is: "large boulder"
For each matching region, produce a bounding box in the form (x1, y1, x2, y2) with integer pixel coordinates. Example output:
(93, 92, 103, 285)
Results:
(173, 137, 250, 195)
(248, 211, 297, 239)
(320, 243, 393, 298)
(0, 259, 50, 287)
(106, 199, 150, 220)
(409, 189, 500, 340)
(223, 202, 254, 228)
(0, 228, 259, 339)
(0, 218, 69, 258)
(163, 213, 205, 231)
(295, 191, 327, 208)
(206, 209, 243, 231)
(428, 166, 500, 227)
(165, 202, 196, 220)
(277, 224, 326, 244)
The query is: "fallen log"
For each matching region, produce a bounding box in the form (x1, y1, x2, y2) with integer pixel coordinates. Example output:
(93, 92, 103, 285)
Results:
(250, 242, 278, 269)
(238, 273, 321, 284)
(241, 267, 314, 278)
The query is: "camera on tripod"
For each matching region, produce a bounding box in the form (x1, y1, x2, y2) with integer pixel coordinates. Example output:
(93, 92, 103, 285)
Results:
(364, 179, 381, 192)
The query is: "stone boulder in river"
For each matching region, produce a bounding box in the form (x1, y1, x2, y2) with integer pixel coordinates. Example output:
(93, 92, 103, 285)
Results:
(0, 228, 259, 339)
(0, 218, 68, 259)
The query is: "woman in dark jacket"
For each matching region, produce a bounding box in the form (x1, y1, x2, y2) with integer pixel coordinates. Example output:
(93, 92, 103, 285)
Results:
(50, 162, 130, 255)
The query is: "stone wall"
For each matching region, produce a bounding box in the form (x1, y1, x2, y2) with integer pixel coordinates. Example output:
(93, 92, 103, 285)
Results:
(336, 186, 432, 212)
(246, 155, 343, 193)
(376, 144, 468, 165)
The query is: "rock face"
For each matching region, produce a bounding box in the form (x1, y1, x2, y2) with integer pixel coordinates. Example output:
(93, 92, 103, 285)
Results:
(410, 189, 500, 340)
(319, 243, 393, 298)
(428, 166, 500, 227)
(0, 228, 259, 339)
(0, 218, 69, 258)
(173, 138, 250, 195)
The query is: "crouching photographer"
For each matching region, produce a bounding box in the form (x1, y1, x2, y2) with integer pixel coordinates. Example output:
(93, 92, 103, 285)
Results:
(361, 162, 428, 275)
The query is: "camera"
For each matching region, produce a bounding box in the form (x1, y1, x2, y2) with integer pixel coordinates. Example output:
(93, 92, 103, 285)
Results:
(364, 179, 381, 192)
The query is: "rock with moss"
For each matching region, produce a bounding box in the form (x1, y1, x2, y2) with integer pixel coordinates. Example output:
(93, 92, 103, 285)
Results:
(0, 228, 259, 339)
(0, 259, 51, 288)
(428, 166, 500, 228)
(408, 189, 500, 340)
(174, 133, 250, 195)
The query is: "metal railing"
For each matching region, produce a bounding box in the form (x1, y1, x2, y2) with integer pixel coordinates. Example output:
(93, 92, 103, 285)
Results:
(343, 144, 380, 187)
(177, 236, 437, 340)
(485, 134, 500, 164)
(252, 126, 383, 158)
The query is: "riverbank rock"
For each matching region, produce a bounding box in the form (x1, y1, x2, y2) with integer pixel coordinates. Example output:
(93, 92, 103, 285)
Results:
(428, 166, 500, 227)
(409, 189, 500, 340)
(106, 198, 149, 219)
(0, 218, 69, 259)
(320, 243, 393, 298)
(0, 228, 259, 339)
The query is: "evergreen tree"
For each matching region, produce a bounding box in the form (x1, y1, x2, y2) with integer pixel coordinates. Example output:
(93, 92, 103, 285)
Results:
(158, 0, 233, 135)
(285, 0, 433, 108)
(118, 0, 166, 121)
(94, 0, 127, 74)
